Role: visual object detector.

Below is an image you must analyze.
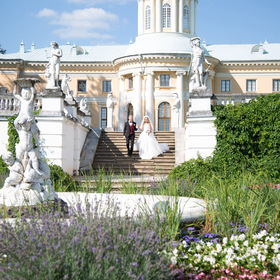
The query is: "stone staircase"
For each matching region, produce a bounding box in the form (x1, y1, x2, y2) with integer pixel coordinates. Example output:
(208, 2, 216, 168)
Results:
(91, 131, 175, 176)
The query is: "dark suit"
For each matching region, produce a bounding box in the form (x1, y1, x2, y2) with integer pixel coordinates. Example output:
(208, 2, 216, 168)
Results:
(123, 121, 138, 155)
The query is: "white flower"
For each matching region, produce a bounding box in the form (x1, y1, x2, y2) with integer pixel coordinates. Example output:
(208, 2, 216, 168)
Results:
(223, 237, 228, 245)
(272, 243, 280, 253)
(257, 254, 266, 262)
(171, 256, 177, 265)
(216, 244, 222, 252)
(172, 248, 178, 256)
(196, 244, 202, 251)
(182, 240, 187, 248)
(239, 234, 246, 241)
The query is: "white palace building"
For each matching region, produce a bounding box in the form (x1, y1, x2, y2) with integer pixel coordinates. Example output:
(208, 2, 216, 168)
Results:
(0, 0, 280, 174)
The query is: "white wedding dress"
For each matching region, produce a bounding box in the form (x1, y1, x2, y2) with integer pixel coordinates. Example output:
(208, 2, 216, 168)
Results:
(136, 123, 169, 160)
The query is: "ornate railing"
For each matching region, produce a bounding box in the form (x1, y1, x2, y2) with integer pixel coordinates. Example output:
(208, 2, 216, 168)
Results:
(0, 93, 41, 115)
(212, 93, 270, 106)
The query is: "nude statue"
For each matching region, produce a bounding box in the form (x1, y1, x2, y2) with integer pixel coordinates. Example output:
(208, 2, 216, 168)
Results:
(2, 152, 23, 188)
(191, 37, 211, 88)
(46, 41, 63, 88)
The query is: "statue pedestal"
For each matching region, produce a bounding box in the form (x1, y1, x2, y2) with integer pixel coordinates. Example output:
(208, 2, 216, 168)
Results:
(185, 88, 216, 161)
(39, 89, 65, 116)
(188, 88, 212, 117)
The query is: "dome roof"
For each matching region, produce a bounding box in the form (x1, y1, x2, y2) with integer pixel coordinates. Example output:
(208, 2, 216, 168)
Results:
(124, 32, 194, 57)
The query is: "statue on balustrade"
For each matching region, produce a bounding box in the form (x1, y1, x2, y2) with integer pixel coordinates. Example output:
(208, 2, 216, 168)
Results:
(190, 37, 211, 91)
(45, 41, 63, 89)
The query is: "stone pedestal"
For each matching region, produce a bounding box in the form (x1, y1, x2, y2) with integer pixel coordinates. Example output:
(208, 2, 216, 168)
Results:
(185, 88, 216, 161)
(39, 89, 65, 116)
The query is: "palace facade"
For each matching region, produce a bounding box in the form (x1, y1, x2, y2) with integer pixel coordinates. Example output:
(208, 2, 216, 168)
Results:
(0, 0, 280, 132)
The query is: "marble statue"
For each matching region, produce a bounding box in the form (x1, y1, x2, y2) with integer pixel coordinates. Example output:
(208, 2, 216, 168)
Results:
(61, 74, 73, 99)
(106, 93, 114, 130)
(79, 98, 88, 111)
(190, 37, 211, 89)
(46, 41, 63, 89)
(0, 78, 58, 206)
(2, 152, 23, 188)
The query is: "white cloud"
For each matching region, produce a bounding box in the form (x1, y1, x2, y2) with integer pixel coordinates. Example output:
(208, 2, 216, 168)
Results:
(36, 8, 58, 18)
(37, 8, 119, 40)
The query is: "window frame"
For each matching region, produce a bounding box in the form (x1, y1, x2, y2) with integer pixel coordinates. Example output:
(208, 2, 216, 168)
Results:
(183, 5, 190, 30)
(162, 3, 171, 28)
(160, 74, 170, 87)
(77, 80, 87, 93)
(101, 107, 107, 129)
(102, 80, 112, 93)
(246, 80, 256, 92)
(158, 102, 171, 131)
(273, 79, 280, 92)
(221, 80, 231, 92)
(128, 77, 133, 89)
(145, 5, 151, 30)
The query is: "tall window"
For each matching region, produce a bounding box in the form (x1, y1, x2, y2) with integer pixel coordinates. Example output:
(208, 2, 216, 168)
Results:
(221, 80, 231, 92)
(101, 107, 107, 129)
(246, 80, 256, 92)
(160, 74, 170, 87)
(78, 80, 87, 92)
(273, 80, 280, 92)
(183, 5, 190, 30)
(145, 5, 151, 30)
(158, 102, 171, 131)
(127, 103, 133, 119)
(103, 80, 111, 92)
(162, 3, 171, 28)
(128, 77, 133, 89)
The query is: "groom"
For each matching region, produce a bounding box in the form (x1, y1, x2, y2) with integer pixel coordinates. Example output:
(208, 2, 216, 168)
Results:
(123, 114, 139, 157)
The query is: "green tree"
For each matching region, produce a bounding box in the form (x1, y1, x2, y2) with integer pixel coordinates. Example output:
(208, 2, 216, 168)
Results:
(0, 45, 6, 54)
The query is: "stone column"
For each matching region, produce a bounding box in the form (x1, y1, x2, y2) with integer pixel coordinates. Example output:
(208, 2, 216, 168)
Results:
(118, 75, 125, 131)
(190, 0, 195, 35)
(145, 71, 154, 123)
(156, 0, 161, 32)
(179, 0, 183, 33)
(172, 0, 177, 32)
(133, 72, 142, 125)
(151, 0, 155, 32)
(194, 0, 198, 34)
(138, 0, 144, 35)
(176, 71, 186, 128)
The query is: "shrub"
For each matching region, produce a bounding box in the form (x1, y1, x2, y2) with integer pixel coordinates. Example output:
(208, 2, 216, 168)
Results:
(0, 200, 172, 280)
(49, 164, 76, 192)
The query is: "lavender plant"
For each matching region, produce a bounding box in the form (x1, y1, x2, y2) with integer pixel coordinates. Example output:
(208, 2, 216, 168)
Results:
(0, 199, 172, 280)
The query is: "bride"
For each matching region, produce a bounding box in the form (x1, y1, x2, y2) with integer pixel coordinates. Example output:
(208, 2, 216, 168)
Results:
(136, 116, 169, 160)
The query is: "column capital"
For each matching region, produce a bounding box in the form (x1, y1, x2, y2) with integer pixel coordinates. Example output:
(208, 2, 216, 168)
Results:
(132, 71, 143, 77)
(145, 71, 154, 76)
(176, 71, 186, 76)
(118, 74, 125, 80)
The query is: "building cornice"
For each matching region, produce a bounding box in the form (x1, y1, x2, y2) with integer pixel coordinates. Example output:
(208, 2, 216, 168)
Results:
(221, 61, 280, 67)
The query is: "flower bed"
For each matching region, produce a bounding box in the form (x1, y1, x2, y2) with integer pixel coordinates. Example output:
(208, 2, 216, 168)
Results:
(167, 229, 280, 279)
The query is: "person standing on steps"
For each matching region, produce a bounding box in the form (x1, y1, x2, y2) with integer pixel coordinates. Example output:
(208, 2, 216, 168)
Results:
(123, 114, 139, 157)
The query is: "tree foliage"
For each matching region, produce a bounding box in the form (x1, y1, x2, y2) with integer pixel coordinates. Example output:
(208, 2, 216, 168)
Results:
(170, 94, 280, 181)
(0, 45, 6, 54)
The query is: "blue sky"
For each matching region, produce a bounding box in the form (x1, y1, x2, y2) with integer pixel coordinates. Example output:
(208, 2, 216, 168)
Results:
(1, 0, 279, 54)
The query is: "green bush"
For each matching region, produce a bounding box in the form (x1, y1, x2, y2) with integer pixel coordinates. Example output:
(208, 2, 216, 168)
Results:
(170, 94, 280, 184)
(169, 155, 213, 183)
(49, 164, 76, 192)
(7, 114, 19, 158)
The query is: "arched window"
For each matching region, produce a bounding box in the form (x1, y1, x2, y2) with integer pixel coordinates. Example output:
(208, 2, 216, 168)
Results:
(127, 103, 133, 119)
(158, 102, 171, 131)
(145, 5, 151, 30)
(183, 5, 190, 30)
(162, 3, 171, 28)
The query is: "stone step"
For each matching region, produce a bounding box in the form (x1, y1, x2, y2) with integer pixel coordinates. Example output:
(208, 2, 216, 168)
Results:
(92, 131, 176, 176)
